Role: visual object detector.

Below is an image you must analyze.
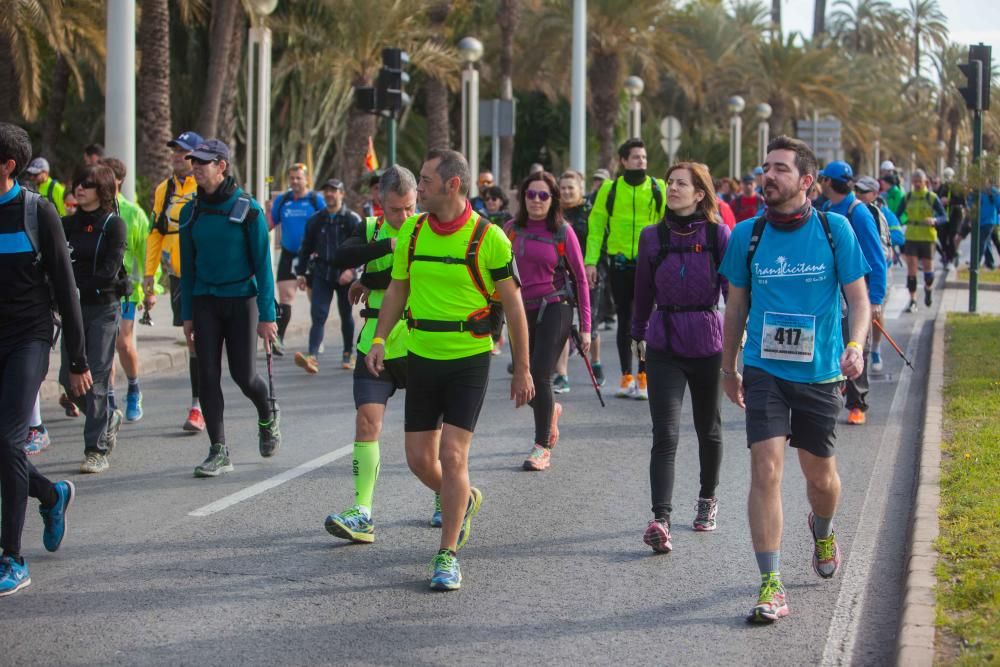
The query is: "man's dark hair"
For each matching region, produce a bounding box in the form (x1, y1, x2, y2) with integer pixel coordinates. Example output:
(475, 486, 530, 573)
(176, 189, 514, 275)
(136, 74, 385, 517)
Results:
(84, 143, 105, 158)
(73, 165, 118, 211)
(618, 138, 645, 162)
(483, 185, 508, 209)
(0, 123, 33, 177)
(830, 179, 852, 195)
(425, 148, 470, 196)
(100, 157, 127, 182)
(766, 135, 818, 178)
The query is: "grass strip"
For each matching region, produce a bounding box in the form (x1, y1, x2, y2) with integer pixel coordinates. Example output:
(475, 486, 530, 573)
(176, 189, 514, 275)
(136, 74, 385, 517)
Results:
(956, 268, 1000, 284)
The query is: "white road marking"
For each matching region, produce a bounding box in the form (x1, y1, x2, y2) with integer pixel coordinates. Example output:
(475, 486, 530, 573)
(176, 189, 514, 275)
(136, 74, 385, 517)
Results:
(188, 444, 353, 517)
(820, 318, 922, 666)
(883, 284, 910, 320)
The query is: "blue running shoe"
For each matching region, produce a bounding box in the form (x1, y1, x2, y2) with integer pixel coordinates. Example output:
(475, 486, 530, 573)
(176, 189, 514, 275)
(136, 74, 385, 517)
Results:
(430, 493, 442, 528)
(456, 487, 483, 550)
(24, 425, 50, 455)
(39, 480, 75, 552)
(870, 350, 883, 373)
(0, 556, 30, 597)
(125, 391, 143, 422)
(324, 506, 375, 543)
(429, 550, 461, 591)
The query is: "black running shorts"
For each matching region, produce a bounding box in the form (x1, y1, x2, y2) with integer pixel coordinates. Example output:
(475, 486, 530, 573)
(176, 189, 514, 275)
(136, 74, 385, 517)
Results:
(276, 248, 300, 282)
(353, 352, 407, 408)
(169, 275, 183, 327)
(742, 365, 844, 458)
(903, 240, 934, 260)
(404, 351, 491, 433)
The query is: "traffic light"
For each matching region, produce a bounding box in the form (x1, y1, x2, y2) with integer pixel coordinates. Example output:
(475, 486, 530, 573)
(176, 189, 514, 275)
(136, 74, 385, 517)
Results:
(354, 86, 378, 114)
(959, 59, 983, 111)
(377, 48, 410, 114)
(970, 43, 992, 111)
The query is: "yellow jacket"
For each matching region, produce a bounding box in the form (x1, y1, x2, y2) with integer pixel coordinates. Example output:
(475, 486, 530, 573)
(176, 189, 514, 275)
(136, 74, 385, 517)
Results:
(145, 174, 198, 277)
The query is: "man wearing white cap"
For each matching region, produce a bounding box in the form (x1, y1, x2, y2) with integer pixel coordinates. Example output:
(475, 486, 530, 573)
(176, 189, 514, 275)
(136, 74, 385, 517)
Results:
(24, 158, 66, 216)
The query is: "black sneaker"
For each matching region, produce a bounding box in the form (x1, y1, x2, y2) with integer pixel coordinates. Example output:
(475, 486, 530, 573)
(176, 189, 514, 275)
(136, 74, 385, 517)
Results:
(904, 300, 918, 314)
(194, 444, 233, 478)
(592, 363, 605, 387)
(105, 409, 124, 456)
(259, 412, 281, 458)
(924, 288, 933, 307)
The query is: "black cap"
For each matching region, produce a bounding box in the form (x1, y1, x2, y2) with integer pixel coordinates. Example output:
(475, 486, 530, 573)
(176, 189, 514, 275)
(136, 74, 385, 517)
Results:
(322, 178, 345, 191)
(186, 139, 231, 162)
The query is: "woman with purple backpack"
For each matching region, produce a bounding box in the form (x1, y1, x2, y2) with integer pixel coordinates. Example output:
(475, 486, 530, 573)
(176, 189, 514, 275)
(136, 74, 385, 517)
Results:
(632, 162, 730, 554)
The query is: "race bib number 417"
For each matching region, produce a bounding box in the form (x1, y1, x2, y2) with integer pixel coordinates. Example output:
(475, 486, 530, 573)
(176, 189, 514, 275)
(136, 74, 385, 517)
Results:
(761, 311, 816, 362)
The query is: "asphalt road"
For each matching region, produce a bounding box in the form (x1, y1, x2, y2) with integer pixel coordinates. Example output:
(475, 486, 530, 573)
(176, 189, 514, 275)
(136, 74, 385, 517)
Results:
(5, 272, 934, 666)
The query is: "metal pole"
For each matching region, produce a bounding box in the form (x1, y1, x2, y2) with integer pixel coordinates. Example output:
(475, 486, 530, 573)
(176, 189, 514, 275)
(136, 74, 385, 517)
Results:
(970, 110, 983, 313)
(873, 139, 880, 176)
(758, 121, 769, 166)
(388, 114, 398, 166)
(106, 0, 136, 200)
(569, 0, 586, 173)
(255, 26, 272, 206)
(629, 98, 642, 139)
(491, 99, 500, 179)
(246, 27, 256, 197)
(730, 114, 742, 179)
(461, 65, 480, 198)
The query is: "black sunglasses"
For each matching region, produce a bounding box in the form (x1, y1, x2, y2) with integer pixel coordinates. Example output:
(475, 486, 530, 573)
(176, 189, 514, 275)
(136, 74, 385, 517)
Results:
(525, 190, 551, 201)
(76, 180, 97, 189)
(190, 157, 218, 166)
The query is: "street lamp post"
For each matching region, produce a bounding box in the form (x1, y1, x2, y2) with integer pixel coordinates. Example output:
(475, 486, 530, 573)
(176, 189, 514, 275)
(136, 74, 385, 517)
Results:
(246, 0, 278, 203)
(458, 37, 483, 198)
(727, 96, 745, 180)
(106, 0, 136, 199)
(755, 103, 772, 166)
(937, 140, 947, 178)
(569, 0, 587, 173)
(624, 76, 645, 139)
(873, 127, 881, 176)
(960, 145, 970, 180)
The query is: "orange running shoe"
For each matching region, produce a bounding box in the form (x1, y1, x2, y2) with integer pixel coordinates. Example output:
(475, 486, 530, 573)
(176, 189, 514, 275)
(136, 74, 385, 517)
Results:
(615, 373, 636, 398)
(847, 408, 866, 425)
(294, 352, 319, 374)
(635, 372, 649, 400)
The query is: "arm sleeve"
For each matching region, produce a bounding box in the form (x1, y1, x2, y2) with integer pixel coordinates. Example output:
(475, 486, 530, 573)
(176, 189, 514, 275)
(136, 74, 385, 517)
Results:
(39, 203, 88, 373)
(585, 182, 611, 265)
(718, 223, 751, 289)
(932, 194, 947, 225)
(297, 214, 317, 271)
(250, 208, 277, 322)
(833, 217, 871, 288)
(630, 227, 655, 342)
(563, 225, 591, 334)
(270, 194, 283, 228)
(333, 222, 393, 268)
(145, 184, 165, 277)
(850, 207, 886, 304)
(179, 203, 195, 321)
(79, 216, 127, 295)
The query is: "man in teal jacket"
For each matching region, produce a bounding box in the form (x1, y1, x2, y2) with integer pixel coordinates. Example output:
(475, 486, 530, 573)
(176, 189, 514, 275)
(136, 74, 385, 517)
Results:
(179, 139, 280, 478)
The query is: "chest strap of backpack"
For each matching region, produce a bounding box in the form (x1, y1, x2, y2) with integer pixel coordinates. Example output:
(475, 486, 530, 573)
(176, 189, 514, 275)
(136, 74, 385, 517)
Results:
(188, 194, 259, 286)
(406, 215, 503, 337)
(508, 225, 574, 324)
(651, 220, 720, 312)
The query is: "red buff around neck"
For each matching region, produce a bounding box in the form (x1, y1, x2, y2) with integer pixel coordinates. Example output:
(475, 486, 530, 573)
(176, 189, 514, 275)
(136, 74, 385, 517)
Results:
(427, 200, 474, 235)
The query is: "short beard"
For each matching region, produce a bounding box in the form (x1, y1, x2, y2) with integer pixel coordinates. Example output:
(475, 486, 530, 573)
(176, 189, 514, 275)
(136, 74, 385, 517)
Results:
(763, 183, 797, 208)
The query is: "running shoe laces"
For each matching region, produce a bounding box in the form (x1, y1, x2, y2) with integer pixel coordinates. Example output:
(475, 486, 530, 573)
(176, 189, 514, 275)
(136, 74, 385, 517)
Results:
(815, 533, 836, 562)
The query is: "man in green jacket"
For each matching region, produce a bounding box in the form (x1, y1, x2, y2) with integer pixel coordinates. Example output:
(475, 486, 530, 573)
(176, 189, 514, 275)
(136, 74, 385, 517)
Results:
(584, 138, 666, 400)
(25, 157, 66, 216)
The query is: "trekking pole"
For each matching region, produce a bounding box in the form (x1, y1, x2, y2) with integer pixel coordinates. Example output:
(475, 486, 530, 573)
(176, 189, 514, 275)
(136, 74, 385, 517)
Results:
(570, 324, 605, 407)
(265, 338, 279, 419)
(872, 318, 914, 370)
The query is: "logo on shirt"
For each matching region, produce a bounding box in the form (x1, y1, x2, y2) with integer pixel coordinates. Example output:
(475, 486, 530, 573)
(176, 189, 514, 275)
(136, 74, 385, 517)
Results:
(754, 255, 828, 280)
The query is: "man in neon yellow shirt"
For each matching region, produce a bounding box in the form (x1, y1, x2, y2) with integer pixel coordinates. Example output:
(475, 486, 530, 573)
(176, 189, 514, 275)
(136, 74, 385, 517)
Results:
(895, 169, 945, 312)
(584, 139, 666, 400)
(25, 157, 66, 216)
(322, 165, 443, 543)
(367, 148, 535, 591)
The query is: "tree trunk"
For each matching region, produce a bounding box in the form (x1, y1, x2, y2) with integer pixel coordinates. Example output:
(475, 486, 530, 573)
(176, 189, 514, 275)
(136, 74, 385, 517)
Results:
(425, 77, 450, 150)
(590, 52, 621, 172)
(41, 55, 71, 159)
(137, 0, 173, 192)
(341, 75, 377, 210)
(424, 2, 451, 152)
(195, 0, 241, 139)
(772, 0, 782, 36)
(497, 0, 519, 190)
(813, 0, 827, 39)
(0, 34, 20, 122)
(217, 8, 247, 156)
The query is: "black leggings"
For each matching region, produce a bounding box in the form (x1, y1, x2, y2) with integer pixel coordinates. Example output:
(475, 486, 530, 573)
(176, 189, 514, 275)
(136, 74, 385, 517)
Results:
(0, 340, 57, 557)
(609, 266, 645, 375)
(193, 296, 272, 446)
(526, 302, 573, 446)
(645, 348, 723, 520)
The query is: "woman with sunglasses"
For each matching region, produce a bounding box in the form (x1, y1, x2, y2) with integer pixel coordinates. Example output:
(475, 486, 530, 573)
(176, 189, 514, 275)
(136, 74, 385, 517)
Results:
(505, 172, 590, 471)
(60, 165, 128, 474)
(180, 140, 280, 478)
(632, 162, 730, 553)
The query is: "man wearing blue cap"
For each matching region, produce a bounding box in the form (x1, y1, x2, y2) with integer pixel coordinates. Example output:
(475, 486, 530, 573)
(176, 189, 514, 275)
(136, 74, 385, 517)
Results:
(819, 160, 886, 426)
(143, 130, 205, 433)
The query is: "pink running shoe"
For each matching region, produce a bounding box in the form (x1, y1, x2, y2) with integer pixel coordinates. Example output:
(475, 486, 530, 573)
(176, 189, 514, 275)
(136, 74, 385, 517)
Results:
(522, 444, 551, 471)
(693, 497, 719, 532)
(643, 519, 672, 553)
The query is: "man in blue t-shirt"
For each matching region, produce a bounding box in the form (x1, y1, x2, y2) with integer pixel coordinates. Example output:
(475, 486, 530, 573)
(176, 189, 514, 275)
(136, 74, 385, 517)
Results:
(269, 163, 324, 354)
(819, 161, 886, 426)
(719, 136, 871, 625)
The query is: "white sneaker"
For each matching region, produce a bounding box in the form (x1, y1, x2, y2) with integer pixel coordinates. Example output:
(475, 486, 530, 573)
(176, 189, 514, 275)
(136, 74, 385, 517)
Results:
(615, 374, 636, 398)
(871, 350, 883, 373)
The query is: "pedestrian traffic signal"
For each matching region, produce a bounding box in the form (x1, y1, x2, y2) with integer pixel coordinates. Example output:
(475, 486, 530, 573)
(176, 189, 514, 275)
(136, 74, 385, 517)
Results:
(959, 59, 983, 111)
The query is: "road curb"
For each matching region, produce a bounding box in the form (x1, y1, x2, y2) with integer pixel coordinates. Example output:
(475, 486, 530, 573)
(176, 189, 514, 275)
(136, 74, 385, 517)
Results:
(895, 296, 946, 666)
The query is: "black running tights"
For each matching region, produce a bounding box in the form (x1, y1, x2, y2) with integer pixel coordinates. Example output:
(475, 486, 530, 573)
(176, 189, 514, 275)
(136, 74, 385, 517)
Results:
(526, 302, 573, 446)
(193, 296, 272, 446)
(0, 340, 57, 557)
(645, 348, 723, 520)
(609, 266, 645, 376)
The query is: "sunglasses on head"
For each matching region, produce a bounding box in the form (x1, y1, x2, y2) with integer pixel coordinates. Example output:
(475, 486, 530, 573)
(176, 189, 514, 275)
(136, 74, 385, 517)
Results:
(190, 157, 217, 166)
(525, 190, 550, 201)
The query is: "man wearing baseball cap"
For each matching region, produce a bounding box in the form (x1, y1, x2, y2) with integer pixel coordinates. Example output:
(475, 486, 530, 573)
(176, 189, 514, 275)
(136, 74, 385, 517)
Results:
(143, 130, 205, 433)
(818, 161, 886, 426)
(25, 157, 66, 216)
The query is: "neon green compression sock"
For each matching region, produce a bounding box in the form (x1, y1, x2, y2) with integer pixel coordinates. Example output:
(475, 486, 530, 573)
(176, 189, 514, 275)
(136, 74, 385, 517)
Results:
(353, 440, 380, 513)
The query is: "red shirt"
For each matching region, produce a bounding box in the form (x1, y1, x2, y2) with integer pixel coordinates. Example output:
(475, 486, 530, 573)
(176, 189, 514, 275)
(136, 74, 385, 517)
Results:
(731, 194, 763, 222)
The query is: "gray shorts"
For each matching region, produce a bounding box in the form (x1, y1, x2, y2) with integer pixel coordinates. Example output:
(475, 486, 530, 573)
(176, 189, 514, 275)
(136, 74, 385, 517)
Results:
(742, 365, 844, 458)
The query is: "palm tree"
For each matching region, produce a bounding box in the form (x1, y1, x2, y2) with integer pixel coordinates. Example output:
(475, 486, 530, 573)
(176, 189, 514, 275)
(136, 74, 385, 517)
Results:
(828, 0, 899, 56)
(497, 0, 520, 189)
(137, 0, 173, 187)
(195, 0, 244, 138)
(424, 2, 452, 151)
(907, 0, 948, 82)
(934, 43, 970, 166)
(813, 0, 827, 39)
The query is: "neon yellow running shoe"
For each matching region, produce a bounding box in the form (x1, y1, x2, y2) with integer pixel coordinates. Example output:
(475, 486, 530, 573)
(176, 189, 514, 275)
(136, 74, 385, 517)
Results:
(456, 487, 483, 550)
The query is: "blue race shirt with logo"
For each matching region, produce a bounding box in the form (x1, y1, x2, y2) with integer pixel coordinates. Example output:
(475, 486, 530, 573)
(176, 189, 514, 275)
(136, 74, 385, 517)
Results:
(720, 210, 870, 384)
(271, 190, 323, 253)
